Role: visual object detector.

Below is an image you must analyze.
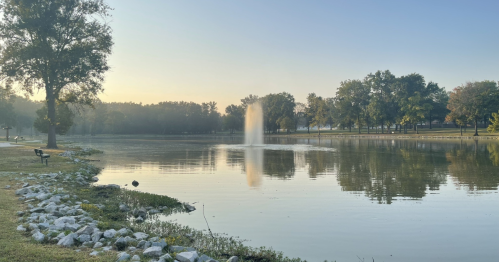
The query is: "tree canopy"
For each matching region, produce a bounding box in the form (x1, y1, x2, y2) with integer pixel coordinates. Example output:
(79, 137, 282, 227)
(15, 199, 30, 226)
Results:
(0, 0, 113, 148)
(446, 81, 499, 136)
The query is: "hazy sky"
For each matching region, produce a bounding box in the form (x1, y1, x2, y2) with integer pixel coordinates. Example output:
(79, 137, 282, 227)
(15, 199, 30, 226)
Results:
(36, 0, 499, 111)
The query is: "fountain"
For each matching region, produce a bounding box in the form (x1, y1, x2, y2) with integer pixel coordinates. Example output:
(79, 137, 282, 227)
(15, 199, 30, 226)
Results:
(244, 102, 263, 145)
(244, 102, 264, 187)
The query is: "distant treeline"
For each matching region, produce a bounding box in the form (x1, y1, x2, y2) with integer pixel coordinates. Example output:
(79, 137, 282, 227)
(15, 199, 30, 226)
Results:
(1, 70, 499, 136)
(72, 101, 221, 135)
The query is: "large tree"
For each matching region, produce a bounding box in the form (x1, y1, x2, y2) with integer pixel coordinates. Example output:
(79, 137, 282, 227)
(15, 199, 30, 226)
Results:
(306, 93, 328, 135)
(446, 87, 469, 136)
(336, 79, 370, 134)
(447, 81, 499, 136)
(364, 70, 396, 133)
(261, 92, 295, 133)
(426, 85, 449, 128)
(0, 0, 113, 148)
(399, 93, 432, 134)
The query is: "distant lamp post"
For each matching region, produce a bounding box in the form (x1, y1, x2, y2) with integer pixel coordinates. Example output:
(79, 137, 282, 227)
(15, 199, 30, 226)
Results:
(2, 126, 12, 141)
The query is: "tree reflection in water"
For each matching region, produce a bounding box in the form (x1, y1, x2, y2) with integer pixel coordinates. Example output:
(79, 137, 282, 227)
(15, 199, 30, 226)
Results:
(334, 140, 448, 204)
(148, 139, 499, 203)
(446, 141, 499, 191)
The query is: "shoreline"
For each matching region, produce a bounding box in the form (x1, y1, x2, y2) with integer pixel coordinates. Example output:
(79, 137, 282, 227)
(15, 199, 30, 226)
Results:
(0, 143, 306, 262)
(264, 134, 499, 140)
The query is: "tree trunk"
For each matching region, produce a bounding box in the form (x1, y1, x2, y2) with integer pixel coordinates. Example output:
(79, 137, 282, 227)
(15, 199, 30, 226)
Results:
(358, 115, 361, 134)
(46, 88, 58, 148)
(429, 114, 432, 129)
(318, 126, 321, 136)
(349, 121, 351, 132)
(307, 126, 310, 134)
(416, 124, 419, 134)
(474, 120, 479, 136)
(460, 125, 462, 136)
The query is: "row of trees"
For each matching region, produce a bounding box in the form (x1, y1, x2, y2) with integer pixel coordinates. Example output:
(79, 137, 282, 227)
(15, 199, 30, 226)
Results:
(309, 70, 451, 135)
(0, 86, 43, 138)
(223, 72, 498, 137)
(66, 101, 221, 135)
(2, 77, 498, 138)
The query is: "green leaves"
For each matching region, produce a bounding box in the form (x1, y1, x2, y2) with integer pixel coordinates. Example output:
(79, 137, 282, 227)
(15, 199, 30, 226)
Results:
(487, 112, 499, 133)
(447, 81, 499, 135)
(0, 0, 113, 147)
(33, 102, 74, 135)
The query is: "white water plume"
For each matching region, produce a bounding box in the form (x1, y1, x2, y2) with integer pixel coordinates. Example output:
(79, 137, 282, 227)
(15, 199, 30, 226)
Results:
(244, 102, 263, 146)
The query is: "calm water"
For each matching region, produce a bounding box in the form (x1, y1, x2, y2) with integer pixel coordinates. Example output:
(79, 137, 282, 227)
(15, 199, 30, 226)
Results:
(69, 136, 499, 262)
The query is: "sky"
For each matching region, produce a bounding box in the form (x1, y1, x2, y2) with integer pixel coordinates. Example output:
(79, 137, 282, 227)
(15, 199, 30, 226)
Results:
(34, 0, 499, 112)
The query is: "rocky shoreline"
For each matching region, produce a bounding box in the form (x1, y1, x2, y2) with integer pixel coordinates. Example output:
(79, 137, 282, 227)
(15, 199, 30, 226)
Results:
(5, 150, 238, 262)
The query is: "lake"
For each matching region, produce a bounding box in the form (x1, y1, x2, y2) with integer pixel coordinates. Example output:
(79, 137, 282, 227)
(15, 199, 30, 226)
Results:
(68, 136, 499, 262)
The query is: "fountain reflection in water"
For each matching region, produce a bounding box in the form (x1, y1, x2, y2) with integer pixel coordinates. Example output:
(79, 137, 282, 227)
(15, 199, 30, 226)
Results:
(244, 102, 264, 187)
(245, 147, 263, 187)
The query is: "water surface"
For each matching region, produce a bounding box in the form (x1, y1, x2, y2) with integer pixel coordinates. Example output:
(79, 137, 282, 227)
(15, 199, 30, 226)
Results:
(69, 136, 499, 262)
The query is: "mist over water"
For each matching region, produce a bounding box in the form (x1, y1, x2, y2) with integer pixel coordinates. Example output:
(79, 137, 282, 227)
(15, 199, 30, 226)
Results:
(244, 102, 263, 145)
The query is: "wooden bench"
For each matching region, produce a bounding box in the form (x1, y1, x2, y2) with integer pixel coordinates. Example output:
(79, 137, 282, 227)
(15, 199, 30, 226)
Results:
(34, 149, 50, 166)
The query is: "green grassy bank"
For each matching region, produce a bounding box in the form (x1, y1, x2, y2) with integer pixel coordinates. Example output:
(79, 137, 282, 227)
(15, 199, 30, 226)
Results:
(266, 127, 499, 139)
(0, 144, 116, 262)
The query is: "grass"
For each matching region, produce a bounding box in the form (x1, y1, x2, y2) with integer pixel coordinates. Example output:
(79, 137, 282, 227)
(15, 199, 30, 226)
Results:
(272, 127, 499, 138)
(120, 189, 182, 210)
(131, 220, 306, 262)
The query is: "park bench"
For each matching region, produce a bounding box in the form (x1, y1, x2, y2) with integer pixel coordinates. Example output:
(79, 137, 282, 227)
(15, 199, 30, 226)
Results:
(34, 149, 50, 166)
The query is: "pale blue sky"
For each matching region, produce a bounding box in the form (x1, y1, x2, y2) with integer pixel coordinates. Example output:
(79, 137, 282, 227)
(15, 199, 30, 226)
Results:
(75, 0, 498, 111)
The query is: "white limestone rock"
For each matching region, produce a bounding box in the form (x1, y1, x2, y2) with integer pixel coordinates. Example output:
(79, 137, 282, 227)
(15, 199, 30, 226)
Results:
(103, 229, 117, 238)
(176, 251, 199, 262)
(117, 252, 131, 261)
(57, 234, 76, 247)
(133, 232, 149, 240)
(143, 246, 163, 257)
(32, 231, 45, 242)
(76, 225, 95, 235)
(227, 256, 239, 262)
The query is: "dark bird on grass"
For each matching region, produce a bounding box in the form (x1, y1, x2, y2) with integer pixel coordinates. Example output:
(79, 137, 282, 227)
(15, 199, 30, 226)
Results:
(132, 180, 139, 187)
